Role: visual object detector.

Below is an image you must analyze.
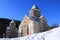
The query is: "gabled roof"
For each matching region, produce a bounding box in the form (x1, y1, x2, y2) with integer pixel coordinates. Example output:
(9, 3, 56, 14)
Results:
(19, 15, 31, 26)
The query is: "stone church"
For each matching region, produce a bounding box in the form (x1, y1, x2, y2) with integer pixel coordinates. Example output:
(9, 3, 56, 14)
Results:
(18, 5, 50, 37)
(5, 4, 50, 38)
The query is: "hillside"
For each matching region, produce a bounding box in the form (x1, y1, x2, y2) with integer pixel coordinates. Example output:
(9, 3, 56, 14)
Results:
(0, 26, 60, 40)
(19, 27, 60, 40)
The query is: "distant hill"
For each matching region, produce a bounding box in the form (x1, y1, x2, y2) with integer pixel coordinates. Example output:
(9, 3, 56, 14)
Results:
(0, 18, 21, 38)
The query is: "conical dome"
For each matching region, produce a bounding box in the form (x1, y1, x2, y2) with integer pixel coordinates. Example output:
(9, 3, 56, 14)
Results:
(10, 20, 15, 23)
(9, 19, 16, 27)
(31, 4, 39, 9)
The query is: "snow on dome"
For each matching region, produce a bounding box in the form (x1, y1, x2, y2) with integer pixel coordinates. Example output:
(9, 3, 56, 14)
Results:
(31, 4, 39, 9)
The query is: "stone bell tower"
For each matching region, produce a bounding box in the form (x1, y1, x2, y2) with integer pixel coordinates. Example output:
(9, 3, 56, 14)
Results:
(9, 20, 16, 30)
(6, 20, 17, 38)
(29, 4, 40, 19)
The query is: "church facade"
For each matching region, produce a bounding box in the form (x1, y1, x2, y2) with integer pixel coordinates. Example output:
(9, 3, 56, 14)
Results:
(18, 5, 50, 37)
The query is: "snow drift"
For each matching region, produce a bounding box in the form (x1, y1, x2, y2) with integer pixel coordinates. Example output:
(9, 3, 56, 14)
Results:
(0, 27, 60, 40)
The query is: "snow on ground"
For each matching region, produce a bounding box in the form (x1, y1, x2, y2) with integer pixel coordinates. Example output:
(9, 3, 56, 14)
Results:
(0, 27, 60, 40)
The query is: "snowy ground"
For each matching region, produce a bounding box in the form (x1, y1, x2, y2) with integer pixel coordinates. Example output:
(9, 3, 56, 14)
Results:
(0, 27, 60, 40)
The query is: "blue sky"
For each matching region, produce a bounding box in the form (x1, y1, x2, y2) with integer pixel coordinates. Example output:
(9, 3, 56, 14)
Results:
(0, 0, 60, 26)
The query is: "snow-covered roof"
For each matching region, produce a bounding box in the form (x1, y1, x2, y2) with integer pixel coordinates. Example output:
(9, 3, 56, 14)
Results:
(6, 27, 10, 32)
(31, 4, 39, 9)
(6, 27, 10, 30)
(39, 15, 44, 19)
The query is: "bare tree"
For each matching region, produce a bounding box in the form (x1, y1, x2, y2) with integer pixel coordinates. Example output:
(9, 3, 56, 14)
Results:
(51, 23, 59, 29)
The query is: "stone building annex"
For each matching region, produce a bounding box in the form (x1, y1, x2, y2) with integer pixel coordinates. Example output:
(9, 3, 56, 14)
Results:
(5, 4, 50, 38)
